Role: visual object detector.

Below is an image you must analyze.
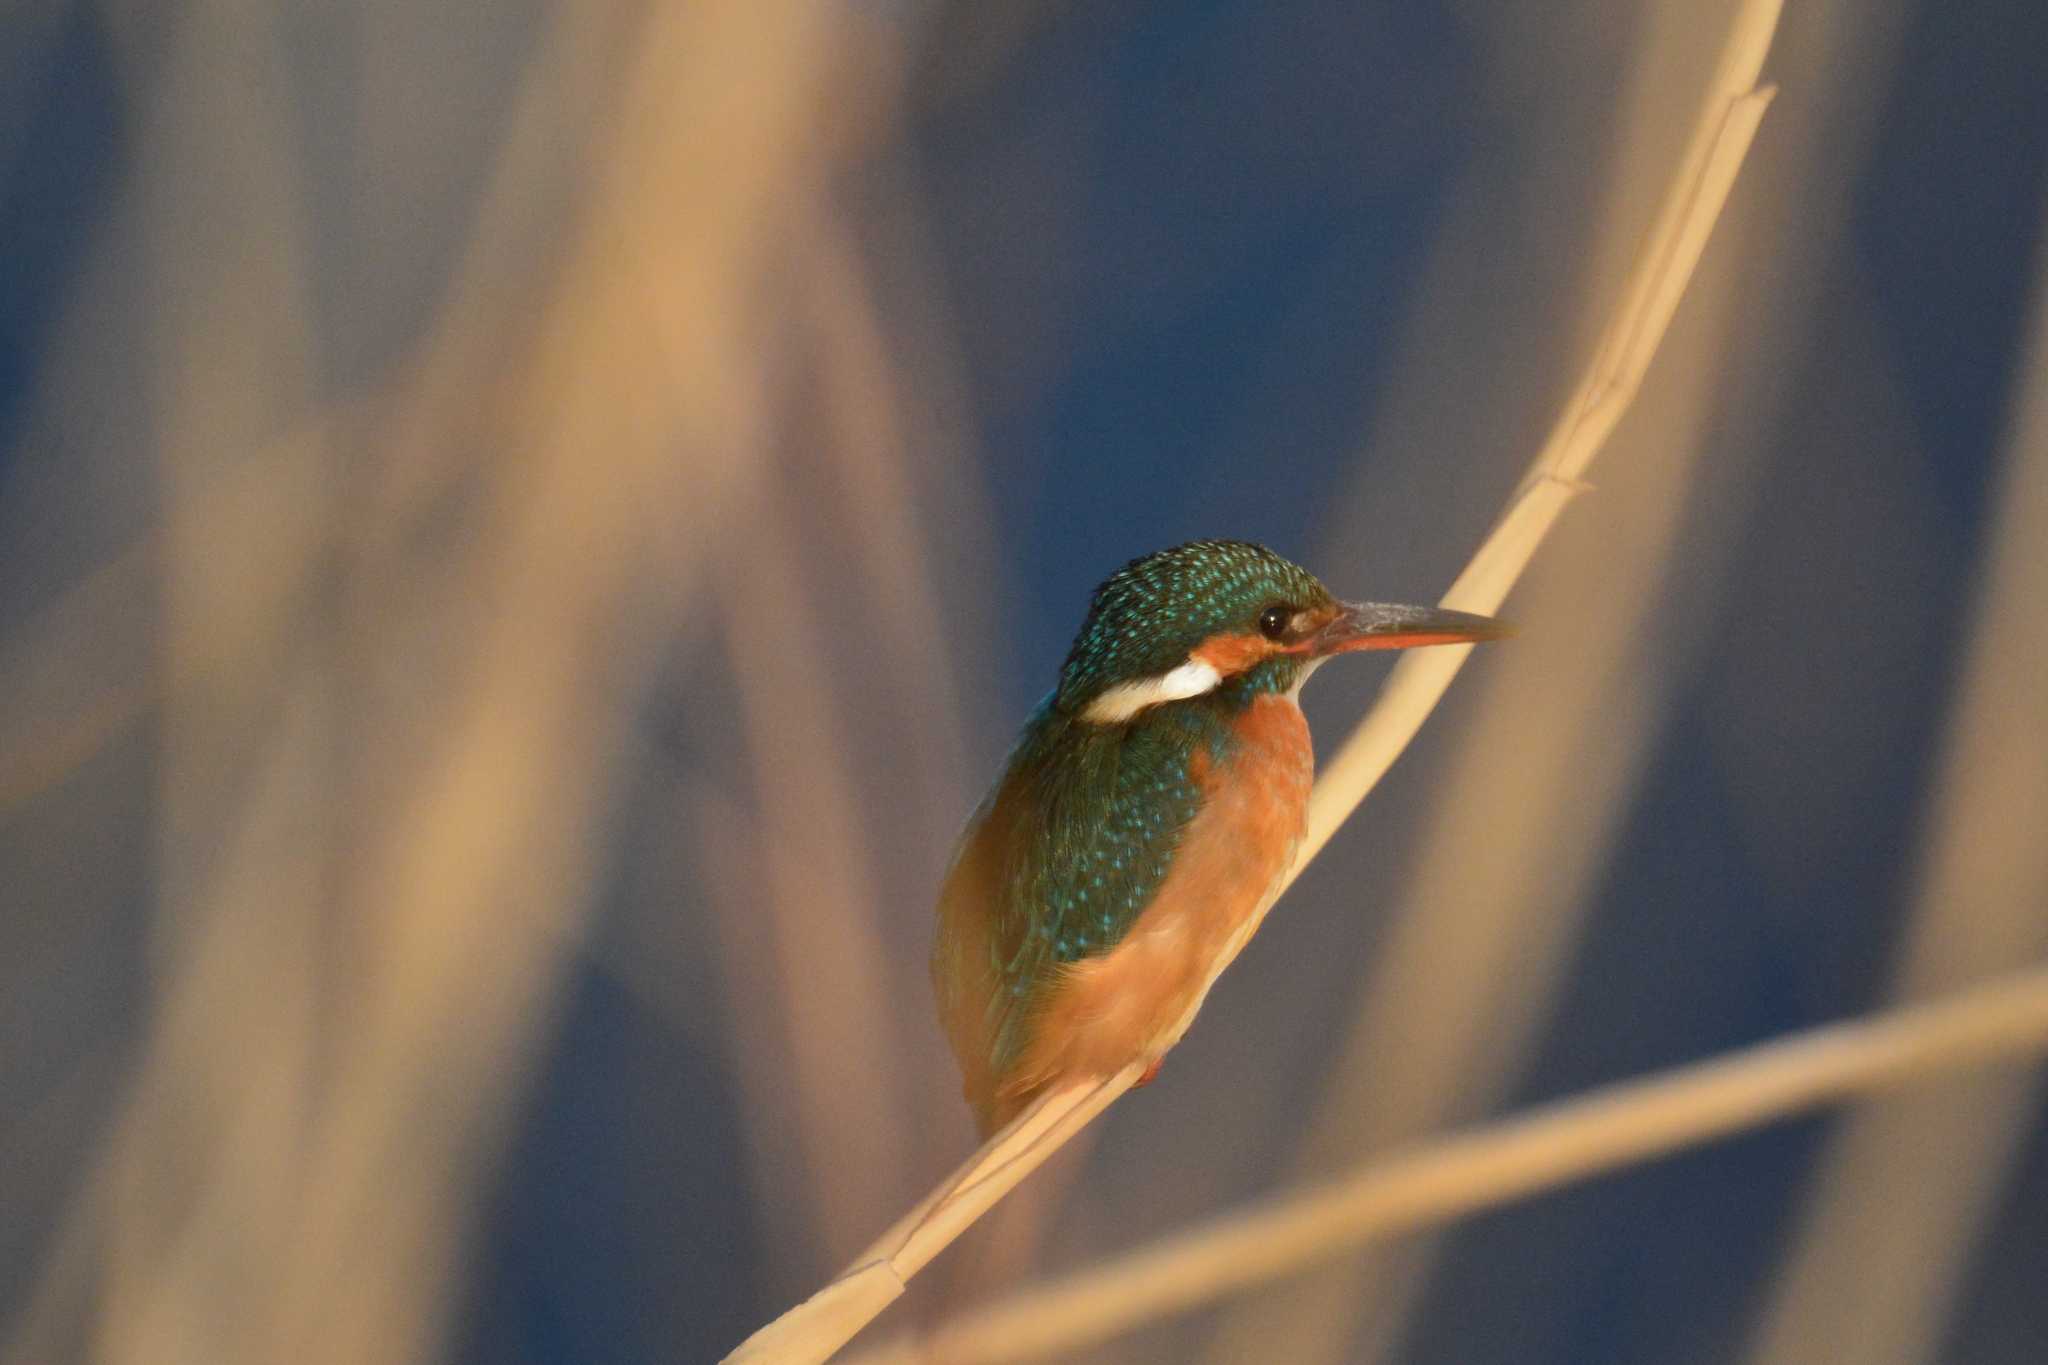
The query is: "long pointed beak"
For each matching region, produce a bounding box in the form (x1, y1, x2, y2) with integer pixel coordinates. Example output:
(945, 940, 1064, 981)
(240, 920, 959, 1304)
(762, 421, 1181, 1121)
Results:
(1308, 600, 1512, 657)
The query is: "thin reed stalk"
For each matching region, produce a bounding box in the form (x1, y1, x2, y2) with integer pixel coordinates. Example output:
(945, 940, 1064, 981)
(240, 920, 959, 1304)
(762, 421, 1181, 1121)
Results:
(1738, 178, 2048, 1365)
(851, 964, 2048, 1364)
(1209, 4, 1870, 1358)
(7, 7, 848, 1364)
(1292, 0, 1780, 873)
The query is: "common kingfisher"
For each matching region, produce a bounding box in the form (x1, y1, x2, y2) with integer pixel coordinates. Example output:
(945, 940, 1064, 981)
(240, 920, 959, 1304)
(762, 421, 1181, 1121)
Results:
(932, 540, 1508, 1135)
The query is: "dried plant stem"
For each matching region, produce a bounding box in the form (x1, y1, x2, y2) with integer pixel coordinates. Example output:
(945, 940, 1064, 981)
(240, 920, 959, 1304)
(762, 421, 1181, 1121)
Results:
(1738, 179, 2048, 1365)
(1296, 0, 1779, 871)
(725, 1073, 1140, 1364)
(723, 5, 1778, 1361)
(853, 965, 2048, 1364)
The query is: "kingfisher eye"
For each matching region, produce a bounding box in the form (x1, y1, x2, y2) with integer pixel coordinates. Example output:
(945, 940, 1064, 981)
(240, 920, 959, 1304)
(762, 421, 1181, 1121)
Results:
(1257, 605, 1291, 640)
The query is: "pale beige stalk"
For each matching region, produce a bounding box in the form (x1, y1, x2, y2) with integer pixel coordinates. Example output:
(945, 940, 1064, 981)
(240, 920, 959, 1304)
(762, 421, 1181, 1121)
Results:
(1207, 3, 1897, 1359)
(849, 966, 2048, 1365)
(7, 6, 843, 1365)
(1739, 182, 2048, 1365)
(1292, 0, 1780, 875)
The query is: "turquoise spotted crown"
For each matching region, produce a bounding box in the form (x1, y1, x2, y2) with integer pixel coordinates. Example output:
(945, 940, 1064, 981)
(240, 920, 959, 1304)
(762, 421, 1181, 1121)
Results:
(1053, 540, 1334, 713)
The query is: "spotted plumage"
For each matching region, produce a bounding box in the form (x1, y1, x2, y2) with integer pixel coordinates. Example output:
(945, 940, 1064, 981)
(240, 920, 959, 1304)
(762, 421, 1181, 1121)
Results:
(932, 540, 1507, 1134)
(1056, 540, 1334, 711)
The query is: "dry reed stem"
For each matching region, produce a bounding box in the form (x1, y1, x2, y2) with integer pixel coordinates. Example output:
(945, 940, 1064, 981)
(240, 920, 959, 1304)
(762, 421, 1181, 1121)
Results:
(1293, 0, 1780, 872)
(724, 1073, 1141, 1364)
(852, 964, 2048, 1365)
(717, 483, 923, 1254)
(1739, 182, 2048, 1365)
(1213, 5, 1835, 1358)
(704, 203, 981, 1274)
(9, 5, 843, 1362)
(0, 3, 638, 821)
(721, 5, 1779, 1361)
(0, 540, 158, 816)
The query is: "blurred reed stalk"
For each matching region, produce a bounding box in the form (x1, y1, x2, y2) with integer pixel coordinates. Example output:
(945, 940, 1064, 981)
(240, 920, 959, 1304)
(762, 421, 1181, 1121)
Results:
(847, 965, 2048, 1364)
(1208, 2, 1893, 1359)
(1738, 175, 2048, 1365)
(8, 4, 853, 1363)
(722, 4, 1780, 1360)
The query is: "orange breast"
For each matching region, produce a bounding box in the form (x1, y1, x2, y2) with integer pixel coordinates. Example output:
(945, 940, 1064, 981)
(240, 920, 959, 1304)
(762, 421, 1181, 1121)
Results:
(996, 695, 1313, 1115)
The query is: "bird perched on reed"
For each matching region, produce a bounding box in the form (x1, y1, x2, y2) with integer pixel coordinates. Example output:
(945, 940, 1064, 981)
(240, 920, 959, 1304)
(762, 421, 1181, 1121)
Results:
(932, 540, 1508, 1134)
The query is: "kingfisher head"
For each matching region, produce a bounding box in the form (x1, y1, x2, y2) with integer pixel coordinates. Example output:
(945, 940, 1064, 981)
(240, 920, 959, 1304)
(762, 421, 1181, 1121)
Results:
(1053, 540, 1506, 724)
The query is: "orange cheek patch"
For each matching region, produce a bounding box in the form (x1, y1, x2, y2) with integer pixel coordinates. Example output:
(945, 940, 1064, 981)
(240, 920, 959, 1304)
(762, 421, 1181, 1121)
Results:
(1191, 631, 1279, 675)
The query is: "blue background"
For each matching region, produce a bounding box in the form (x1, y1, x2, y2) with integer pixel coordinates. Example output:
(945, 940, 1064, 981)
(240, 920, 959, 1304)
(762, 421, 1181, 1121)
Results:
(5, 2, 2047, 1363)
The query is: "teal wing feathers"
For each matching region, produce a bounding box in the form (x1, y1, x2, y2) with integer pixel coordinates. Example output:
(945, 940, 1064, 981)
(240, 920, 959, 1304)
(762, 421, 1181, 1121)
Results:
(931, 700, 1220, 1118)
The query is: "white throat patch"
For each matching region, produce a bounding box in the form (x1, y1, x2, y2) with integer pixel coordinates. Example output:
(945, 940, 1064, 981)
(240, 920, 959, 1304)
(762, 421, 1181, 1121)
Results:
(1285, 654, 1327, 701)
(1080, 657, 1224, 724)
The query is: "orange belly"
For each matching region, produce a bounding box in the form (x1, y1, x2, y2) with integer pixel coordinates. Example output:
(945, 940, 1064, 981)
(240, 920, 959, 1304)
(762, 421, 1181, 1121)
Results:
(994, 695, 1313, 1118)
